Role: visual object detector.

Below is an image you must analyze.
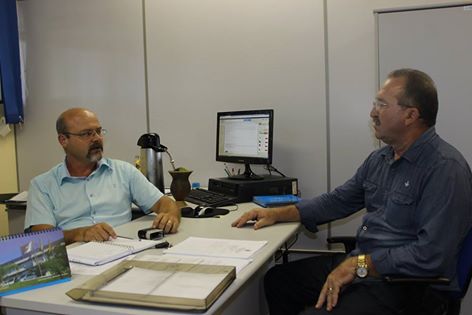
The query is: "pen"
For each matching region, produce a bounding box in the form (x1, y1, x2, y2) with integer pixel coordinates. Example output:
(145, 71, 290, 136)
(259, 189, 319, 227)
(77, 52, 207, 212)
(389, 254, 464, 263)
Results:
(116, 235, 135, 240)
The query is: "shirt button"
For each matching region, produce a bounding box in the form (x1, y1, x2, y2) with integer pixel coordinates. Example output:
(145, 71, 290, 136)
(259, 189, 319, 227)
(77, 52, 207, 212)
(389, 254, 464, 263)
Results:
(362, 226, 368, 231)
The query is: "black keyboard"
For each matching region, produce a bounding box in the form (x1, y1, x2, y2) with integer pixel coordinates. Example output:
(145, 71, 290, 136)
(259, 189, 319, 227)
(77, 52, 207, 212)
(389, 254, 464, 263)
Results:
(185, 188, 238, 207)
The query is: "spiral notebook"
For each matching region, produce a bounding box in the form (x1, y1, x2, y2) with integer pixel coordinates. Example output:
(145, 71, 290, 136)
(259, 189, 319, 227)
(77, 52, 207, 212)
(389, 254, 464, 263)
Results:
(67, 237, 163, 266)
(0, 228, 71, 296)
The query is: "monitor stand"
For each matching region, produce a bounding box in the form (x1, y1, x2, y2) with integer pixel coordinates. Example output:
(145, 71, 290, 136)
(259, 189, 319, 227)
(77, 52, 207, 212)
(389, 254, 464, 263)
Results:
(228, 163, 263, 180)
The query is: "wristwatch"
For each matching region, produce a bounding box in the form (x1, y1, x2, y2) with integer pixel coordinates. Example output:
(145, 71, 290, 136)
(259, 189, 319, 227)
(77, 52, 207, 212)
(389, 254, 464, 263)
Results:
(356, 254, 368, 278)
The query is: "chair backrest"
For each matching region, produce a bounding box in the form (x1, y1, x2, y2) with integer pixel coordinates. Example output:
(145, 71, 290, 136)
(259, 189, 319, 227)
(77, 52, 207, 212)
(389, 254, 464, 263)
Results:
(456, 228, 472, 298)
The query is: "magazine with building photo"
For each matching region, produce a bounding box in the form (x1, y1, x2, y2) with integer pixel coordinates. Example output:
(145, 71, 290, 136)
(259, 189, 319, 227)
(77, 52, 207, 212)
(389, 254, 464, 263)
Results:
(0, 228, 71, 296)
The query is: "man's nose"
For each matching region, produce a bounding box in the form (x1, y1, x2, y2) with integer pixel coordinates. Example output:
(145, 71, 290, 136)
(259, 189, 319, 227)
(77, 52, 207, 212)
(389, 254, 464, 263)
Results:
(370, 106, 377, 118)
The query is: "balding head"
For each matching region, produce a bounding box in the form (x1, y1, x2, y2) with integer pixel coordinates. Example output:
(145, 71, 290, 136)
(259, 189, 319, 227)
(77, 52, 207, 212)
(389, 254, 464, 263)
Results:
(56, 108, 97, 135)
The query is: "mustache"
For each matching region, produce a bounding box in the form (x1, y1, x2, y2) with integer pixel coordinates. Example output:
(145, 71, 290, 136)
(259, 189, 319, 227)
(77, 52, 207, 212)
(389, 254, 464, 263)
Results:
(89, 142, 103, 151)
(372, 118, 380, 126)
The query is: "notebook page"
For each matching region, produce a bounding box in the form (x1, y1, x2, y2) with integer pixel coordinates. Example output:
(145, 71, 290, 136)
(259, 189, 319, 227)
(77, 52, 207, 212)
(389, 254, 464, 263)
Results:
(67, 242, 131, 265)
(108, 237, 161, 252)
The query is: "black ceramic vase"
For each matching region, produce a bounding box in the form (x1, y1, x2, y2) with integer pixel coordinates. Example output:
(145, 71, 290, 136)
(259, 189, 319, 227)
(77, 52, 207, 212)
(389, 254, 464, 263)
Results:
(169, 170, 192, 201)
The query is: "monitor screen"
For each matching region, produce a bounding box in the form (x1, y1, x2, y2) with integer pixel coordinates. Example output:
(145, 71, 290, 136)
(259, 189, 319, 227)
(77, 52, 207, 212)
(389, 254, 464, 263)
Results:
(216, 109, 273, 180)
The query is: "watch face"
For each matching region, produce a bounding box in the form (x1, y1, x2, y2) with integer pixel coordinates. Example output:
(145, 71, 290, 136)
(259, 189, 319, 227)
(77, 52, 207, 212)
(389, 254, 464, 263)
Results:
(356, 267, 368, 278)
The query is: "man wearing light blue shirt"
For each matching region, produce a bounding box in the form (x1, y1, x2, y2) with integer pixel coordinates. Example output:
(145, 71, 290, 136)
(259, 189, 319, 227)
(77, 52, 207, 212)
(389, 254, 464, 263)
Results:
(25, 108, 180, 244)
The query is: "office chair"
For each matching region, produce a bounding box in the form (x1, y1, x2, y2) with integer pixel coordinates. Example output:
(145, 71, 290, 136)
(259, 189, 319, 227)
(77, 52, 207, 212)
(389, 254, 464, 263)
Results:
(280, 229, 472, 315)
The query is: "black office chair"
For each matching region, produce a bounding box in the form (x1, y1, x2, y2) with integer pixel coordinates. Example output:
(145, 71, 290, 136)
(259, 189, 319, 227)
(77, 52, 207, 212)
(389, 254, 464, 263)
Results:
(280, 229, 472, 315)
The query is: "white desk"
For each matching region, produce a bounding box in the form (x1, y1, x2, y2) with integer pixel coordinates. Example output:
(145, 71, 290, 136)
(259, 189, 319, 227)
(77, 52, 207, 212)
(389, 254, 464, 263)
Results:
(0, 202, 300, 315)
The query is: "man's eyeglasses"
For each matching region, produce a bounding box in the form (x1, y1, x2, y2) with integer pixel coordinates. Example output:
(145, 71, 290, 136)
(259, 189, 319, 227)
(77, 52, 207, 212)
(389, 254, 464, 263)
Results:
(372, 99, 389, 110)
(63, 128, 107, 139)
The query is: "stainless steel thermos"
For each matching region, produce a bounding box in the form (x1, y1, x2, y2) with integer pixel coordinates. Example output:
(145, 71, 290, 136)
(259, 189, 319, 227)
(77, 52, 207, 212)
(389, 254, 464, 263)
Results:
(137, 133, 167, 192)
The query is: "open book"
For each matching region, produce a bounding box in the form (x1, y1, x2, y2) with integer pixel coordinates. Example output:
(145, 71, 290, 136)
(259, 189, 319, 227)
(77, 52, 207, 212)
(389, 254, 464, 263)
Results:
(67, 237, 163, 266)
(66, 260, 236, 311)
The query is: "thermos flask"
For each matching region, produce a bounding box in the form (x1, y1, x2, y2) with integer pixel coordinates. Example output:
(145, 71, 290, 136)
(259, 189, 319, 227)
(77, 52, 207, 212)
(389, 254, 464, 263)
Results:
(137, 133, 167, 193)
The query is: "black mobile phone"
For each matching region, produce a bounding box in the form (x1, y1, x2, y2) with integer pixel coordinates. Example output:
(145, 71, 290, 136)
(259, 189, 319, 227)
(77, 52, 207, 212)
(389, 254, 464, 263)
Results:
(137, 227, 164, 240)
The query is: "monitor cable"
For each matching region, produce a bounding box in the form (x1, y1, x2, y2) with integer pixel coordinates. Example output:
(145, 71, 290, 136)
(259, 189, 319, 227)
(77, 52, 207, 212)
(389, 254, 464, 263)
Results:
(265, 164, 286, 177)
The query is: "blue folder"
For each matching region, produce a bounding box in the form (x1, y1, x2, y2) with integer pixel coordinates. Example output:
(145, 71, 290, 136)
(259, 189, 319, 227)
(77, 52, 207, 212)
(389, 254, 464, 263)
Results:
(253, 194, 301, 208)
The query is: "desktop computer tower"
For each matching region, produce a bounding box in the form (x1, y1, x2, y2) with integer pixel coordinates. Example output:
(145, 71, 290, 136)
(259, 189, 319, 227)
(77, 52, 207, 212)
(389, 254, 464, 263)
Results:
(208, 175, 298, 203)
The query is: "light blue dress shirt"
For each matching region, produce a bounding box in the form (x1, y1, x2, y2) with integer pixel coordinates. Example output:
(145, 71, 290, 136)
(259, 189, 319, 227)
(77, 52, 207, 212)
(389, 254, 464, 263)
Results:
(24, 158, 163, 231)
(297, 127, 472, 291)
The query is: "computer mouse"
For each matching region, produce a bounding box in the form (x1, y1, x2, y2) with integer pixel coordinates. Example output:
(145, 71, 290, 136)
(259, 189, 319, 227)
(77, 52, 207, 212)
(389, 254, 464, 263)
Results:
(181, 206, 196, 217)
(181, 206, 230, 218)
(201, 207, 230, 217)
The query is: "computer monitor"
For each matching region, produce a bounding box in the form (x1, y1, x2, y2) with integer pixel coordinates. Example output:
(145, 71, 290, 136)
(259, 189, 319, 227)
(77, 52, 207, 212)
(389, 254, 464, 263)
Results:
(216, 109, 274, 180)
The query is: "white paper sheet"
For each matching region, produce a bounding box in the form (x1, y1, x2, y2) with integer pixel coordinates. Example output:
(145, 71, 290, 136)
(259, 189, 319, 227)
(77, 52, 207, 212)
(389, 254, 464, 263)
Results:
(164, 237, 267, 259)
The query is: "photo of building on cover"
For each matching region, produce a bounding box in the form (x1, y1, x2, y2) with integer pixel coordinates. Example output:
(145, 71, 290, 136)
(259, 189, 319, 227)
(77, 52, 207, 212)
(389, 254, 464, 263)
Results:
(0, 229, 70, 295)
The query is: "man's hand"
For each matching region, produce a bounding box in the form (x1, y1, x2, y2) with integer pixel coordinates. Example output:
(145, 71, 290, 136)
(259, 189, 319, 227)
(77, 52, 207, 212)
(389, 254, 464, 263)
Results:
(79, 222, 117, 242)
(231, 208, 277, 230)
(232, 204, 301, 230)
(315, 257, 357, 311)
(152, 211, 180, 234)
(150, 196, 181, 233)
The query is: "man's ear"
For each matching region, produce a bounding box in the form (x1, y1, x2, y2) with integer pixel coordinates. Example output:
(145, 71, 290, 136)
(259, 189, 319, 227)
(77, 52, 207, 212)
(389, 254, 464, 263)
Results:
(58, 134, 68, 147)
(404, 107, 421, 126)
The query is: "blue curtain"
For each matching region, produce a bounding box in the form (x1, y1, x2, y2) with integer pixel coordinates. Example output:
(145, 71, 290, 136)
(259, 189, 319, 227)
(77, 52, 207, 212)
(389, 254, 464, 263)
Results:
(0, 0, 23, 124)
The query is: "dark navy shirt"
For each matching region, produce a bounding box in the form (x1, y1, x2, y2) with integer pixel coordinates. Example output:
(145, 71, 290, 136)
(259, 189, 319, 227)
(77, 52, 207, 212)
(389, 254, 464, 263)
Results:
(297, 127, 472, 291)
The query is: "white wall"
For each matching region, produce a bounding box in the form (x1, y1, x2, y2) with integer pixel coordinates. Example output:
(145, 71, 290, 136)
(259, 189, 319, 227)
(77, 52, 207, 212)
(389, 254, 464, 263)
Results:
(16, 0, 147, 188)
(144, 0, 327, 197)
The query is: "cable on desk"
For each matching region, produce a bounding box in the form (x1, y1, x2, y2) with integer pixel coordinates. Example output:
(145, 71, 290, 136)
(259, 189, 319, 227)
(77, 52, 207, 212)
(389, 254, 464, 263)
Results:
(264, 164, 286, 177)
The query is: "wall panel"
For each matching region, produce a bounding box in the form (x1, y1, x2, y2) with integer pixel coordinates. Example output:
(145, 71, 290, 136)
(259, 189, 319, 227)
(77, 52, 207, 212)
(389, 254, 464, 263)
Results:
(16, 0, 146, 190)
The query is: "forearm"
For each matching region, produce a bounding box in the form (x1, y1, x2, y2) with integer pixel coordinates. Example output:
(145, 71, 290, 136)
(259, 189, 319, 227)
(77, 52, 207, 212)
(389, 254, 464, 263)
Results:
(272, 205, 301, 222)
(151, 196, 181, 220)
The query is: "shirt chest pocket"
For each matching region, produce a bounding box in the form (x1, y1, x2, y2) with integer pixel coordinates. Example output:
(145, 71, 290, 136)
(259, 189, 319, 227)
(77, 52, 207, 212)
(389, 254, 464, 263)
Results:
(385, 191, 415, 228)
(363, 181, 379, 212)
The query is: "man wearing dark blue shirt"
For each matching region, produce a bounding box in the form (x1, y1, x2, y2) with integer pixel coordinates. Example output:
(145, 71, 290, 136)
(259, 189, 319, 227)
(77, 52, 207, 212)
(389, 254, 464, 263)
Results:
(232, 69, 472, 315)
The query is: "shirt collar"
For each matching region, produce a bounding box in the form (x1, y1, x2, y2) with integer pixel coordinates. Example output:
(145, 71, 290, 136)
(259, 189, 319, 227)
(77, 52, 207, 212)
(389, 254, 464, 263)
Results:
(401, 127, 437, 163)
(380, 127, 437, 163)
(57, 158, 112, 185)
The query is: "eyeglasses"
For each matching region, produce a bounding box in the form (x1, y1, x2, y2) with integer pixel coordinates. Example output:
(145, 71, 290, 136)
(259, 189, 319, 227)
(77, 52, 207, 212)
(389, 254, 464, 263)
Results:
(63, 128, 107, 140)
(372, 99, 389, 110)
